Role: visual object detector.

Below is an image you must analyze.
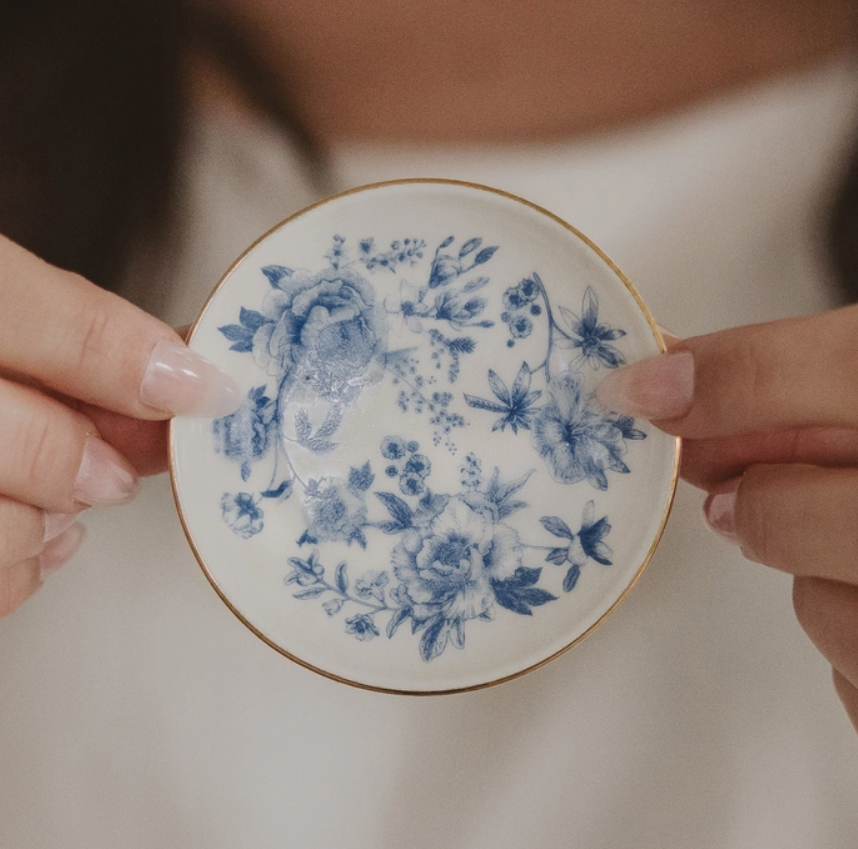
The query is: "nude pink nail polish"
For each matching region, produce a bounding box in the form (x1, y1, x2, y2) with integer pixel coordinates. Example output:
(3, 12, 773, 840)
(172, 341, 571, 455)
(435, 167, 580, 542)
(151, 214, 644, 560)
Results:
(595, 351, 694, 420)
(703, 478, 742, 543)
(73, 437, 139, 506)
(39, 522, 86, 577)
(140, 340, 241, 418)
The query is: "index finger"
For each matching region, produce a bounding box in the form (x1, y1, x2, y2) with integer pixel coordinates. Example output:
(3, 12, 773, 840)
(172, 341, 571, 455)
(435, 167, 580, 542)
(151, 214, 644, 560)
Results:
(0, 236, 239, 419)
(596, 304, 858, 439)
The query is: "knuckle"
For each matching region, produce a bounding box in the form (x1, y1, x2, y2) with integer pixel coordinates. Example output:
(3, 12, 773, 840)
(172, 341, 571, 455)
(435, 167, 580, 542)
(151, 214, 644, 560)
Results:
(9, 397, 87, 500)
(15, 409, 63, 492)
(69, 301, 114, 379)
(730, 335, 775, 413)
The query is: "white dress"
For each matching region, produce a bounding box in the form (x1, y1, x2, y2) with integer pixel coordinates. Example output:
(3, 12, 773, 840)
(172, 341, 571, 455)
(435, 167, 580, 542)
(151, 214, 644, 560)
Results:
(1, 58, 857, 848)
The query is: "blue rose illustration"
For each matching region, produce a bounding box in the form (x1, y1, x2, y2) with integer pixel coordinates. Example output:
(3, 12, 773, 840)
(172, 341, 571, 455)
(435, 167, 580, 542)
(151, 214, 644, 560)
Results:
(531, 373, 629, 490)
(303, 477, 368, 546)
(252, 267, 388, 402)
(212, 386, 275, 481)
(220, 493, 264, 539)
(392, 496, 522, 627)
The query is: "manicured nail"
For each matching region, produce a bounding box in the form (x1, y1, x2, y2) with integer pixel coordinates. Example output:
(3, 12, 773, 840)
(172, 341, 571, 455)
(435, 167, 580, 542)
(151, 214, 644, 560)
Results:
(73, 437, 139, 506)
(703, 478, 742, 543)
(43, 511, 78, 543)
(140, 340, 241, 417)
(39, 522, 86, 577)
(595, 351, 694, 419)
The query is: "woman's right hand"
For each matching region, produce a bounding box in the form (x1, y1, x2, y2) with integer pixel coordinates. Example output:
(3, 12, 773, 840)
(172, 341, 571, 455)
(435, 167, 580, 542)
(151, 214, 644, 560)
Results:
(0, 235, 240, 618)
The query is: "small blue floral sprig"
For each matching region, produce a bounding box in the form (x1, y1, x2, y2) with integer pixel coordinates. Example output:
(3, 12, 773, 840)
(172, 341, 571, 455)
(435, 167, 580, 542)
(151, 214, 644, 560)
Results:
(556, 286, 627, 369)
(540, 501, 613, 592)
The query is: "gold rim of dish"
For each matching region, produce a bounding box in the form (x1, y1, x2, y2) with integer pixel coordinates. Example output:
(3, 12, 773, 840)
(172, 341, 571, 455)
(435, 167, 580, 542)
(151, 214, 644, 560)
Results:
(168, 178, 681, 696)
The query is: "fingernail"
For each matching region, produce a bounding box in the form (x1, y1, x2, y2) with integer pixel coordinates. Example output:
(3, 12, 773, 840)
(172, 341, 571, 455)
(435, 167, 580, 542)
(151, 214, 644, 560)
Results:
(43, 511, 78, 542)
(73, 437, 139, 506)
(595, 351, 694, 419)
(40, 522, 86, 577)
(703, 478, 742, 543)
(140, 340, 241, 417)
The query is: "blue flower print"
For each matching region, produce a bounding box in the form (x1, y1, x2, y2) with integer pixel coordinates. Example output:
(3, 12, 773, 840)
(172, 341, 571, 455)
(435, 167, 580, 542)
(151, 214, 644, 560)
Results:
(302, 478, 368, 547)
(404, 453, 431, 477)
(432, 287, 490, 330)
(399, 473, 426, 497)
(220, 493, 264, 539)
(211, 228, 647, 663)
(428, 236, 499, 289)
(560, 286, 627, 369)
(380, 436, 407, 460)
(532, 373, 629, 490)
(464, 362, 542, 434)
(354, 570, 389, 603)
(251, 266, 389, 402)
(541, 501, 613, 592)
(392, 496, 523, 660)
(212, 386, 275, 481)
(345, 613, 380, 641)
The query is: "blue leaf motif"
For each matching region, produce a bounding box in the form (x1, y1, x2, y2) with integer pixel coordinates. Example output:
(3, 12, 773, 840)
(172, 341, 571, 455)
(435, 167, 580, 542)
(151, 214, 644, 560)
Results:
(473, 246, 499, 265)
(260, 480, 293, 500)
(293, 586, 327, 600)
(490, 567, 557, 616)
(375, 492, 414, 531)
(563, 564, 582, 592)
(262, 265, 293, 288)
(294, 409, 313, 444)
(239, 307, 267, 331)
(540, 516, 574, 540)
(386, 607, 410, 639)
(464, 363, 541, 434)
(218, 324, 255, 352)
(419, 615, 450, 661)
(349, 462, 375, 492)
(458, 237, 482, 257)
(335, 561, 349, 594)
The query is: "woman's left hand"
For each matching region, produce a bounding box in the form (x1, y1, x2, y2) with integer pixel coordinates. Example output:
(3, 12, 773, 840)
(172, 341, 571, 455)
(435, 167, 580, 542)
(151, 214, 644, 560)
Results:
(596, 304, 858, 733)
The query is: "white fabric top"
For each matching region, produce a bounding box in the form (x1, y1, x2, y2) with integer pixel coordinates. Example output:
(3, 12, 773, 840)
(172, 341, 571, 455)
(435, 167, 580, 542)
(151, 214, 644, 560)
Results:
(2, 58, 858, 848)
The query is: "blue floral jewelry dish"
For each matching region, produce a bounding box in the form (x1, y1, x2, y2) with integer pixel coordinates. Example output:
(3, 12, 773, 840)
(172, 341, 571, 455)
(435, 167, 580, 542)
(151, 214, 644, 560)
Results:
(170, 180, 679, 694)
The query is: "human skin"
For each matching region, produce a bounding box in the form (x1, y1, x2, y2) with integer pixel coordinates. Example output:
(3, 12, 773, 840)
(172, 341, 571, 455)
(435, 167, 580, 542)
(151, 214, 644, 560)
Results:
(595, 311, 858, 733)
(201, 0, 857, 142)
(0, 236, 239, 616)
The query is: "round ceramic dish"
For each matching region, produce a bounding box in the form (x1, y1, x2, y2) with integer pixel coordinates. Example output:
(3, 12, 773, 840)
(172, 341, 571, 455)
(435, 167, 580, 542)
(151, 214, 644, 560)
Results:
(170, 180, 679, 694)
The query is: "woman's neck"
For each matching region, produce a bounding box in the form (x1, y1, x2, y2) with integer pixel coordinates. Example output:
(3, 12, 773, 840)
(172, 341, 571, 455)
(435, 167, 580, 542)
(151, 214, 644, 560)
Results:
(201, 0, 857, 143)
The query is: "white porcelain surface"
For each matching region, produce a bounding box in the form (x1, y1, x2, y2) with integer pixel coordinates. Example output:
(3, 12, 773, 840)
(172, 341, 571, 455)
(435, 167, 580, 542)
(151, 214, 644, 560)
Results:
(171, 180, 678, 692)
